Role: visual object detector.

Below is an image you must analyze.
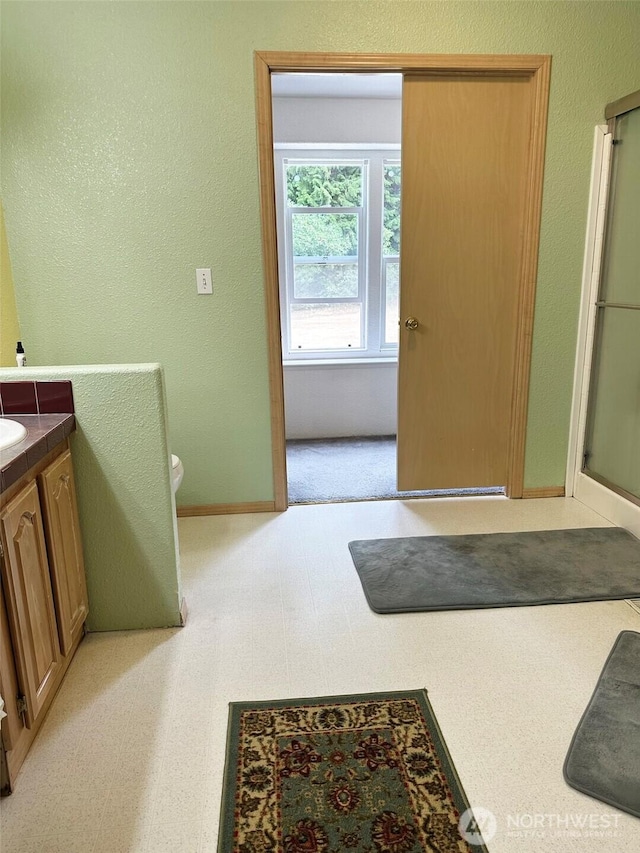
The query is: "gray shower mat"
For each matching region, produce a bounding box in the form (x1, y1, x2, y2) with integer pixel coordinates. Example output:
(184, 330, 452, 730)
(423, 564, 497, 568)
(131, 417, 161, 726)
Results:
(564, 631, 640, 818)
(348, 527, 640, 613)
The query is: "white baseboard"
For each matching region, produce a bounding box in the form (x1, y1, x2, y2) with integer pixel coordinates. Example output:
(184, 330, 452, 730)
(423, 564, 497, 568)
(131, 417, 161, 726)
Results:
(574, 471, 640, 538)
(574, 474, 640, 620)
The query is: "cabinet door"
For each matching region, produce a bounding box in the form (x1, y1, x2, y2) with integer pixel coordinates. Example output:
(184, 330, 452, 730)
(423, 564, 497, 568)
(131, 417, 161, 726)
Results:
(0, 582, 25, 750)
(0, 481, 61, 728)
(39, 450, 89, 656)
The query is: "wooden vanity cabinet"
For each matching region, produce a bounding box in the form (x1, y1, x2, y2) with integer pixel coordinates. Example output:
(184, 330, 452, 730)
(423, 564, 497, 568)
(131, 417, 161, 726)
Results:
(0, 440, 88, 794)
(0, 480, 61, 728)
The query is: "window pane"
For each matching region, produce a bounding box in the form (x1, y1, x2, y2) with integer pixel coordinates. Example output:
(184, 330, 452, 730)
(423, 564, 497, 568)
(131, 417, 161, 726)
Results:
(290, 303, 362, 351)
(292, 212, 358, 258)
(384, 261, 399, 344)
(293, 263, 358, 299)
(286, 164, 362, 207)
(383, 163, 401, 255)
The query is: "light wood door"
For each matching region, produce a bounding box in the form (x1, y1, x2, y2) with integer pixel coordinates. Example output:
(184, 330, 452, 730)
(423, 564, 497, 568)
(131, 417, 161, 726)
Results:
(0, 481, 61, 728)
(39, 450, 88, 656)
(397, 74, 533, 490)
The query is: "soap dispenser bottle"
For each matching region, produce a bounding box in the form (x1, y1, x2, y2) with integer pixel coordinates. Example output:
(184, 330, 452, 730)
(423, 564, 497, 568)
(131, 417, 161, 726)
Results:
(16, 341, 26, 367)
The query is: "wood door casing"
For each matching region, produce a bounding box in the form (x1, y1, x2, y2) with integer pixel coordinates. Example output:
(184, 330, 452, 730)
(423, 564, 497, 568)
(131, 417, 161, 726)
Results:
(0, 481, 61, 728)
(397, 74, 533, 490)
(39, 450, 89, 656)
(254, 53, 551, 507)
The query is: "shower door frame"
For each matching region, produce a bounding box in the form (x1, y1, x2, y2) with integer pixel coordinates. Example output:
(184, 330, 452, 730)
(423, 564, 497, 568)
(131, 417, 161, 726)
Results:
(567, 90, 640, 538)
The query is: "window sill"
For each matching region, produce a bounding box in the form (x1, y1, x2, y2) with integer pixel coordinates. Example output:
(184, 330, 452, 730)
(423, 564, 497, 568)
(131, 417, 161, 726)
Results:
(283, 357, 398, 368)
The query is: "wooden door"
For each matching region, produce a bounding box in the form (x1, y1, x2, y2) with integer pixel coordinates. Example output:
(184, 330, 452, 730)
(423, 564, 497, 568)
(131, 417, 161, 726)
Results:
(397, 74, 533, 490)
(39, 450, 89, 656)
(0, 481, 61, 727)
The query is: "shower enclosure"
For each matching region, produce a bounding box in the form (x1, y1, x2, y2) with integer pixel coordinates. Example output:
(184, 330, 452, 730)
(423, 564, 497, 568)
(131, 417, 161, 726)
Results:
(567, 88, 640, 547)
(582, 93, 640, 507)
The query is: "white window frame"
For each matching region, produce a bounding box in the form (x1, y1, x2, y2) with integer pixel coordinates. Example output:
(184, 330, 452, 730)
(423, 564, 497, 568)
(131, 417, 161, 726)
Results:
(274, 145, 401, 362)
(381, 252, 400, 348)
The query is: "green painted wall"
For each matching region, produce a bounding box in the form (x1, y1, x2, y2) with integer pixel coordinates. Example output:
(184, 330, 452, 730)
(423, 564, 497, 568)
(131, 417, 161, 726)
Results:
(0, 364, 183, 632)
(2, 2, 639, 499)
(0, 204, 21, 367)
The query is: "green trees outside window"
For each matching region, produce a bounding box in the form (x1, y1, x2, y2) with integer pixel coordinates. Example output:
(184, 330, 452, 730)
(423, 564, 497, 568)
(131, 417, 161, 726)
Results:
(279, 153, 401, 355)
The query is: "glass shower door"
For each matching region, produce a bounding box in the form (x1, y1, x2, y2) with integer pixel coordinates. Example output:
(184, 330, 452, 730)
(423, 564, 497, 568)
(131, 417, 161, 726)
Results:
(583, 105, 640, 503)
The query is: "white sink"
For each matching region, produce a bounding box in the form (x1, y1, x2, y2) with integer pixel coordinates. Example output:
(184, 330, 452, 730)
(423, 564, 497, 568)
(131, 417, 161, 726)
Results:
(0, 418, 28, 452)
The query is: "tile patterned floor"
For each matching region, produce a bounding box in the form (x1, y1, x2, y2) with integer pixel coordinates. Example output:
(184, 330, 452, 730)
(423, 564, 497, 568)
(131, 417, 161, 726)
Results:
(1, 496, 639, 852)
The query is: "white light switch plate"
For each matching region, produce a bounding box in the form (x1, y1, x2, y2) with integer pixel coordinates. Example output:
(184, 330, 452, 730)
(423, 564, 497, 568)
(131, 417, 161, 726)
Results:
(196, 268, 213, 294)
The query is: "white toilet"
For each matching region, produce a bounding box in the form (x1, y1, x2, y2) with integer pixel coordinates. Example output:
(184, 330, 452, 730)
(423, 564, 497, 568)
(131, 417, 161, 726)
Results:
(171, 454, 184, 493)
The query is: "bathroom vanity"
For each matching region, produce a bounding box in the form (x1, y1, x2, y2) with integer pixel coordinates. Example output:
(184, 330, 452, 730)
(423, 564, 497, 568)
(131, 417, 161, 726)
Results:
(0, 410, 88, 795)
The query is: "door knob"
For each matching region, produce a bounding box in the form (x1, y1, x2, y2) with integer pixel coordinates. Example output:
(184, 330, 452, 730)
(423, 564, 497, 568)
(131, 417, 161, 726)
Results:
(404, 317, 419, 331)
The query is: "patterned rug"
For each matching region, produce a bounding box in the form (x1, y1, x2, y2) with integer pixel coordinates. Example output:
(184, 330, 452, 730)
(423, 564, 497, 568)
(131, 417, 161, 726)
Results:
(218, 690, 487, 852)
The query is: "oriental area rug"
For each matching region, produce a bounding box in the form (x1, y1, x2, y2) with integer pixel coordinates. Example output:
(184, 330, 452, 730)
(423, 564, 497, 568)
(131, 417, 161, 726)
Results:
(218, 690, 488, 852)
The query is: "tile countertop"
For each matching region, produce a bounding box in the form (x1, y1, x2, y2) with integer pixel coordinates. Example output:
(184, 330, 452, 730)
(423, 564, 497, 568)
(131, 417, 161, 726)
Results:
(0, 413, 76, 495)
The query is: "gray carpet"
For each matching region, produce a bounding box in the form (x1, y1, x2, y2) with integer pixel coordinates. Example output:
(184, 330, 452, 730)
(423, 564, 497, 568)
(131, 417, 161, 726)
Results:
(348, 527, 640, 613)
(286, 436, 503, 504)
(564, 631, 640, 818)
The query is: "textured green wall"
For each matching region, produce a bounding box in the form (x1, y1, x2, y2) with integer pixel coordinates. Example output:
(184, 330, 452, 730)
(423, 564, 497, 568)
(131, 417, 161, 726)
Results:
(2, 2, 639, 499)
(0, 204, 21, 367)
(0, 364, 183, 632)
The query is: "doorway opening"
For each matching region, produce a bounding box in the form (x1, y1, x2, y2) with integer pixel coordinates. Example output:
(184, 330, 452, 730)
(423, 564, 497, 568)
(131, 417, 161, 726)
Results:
(272, 72, 418, 504)
(286, 436, 505, 504)
(256, 53, 551, 510)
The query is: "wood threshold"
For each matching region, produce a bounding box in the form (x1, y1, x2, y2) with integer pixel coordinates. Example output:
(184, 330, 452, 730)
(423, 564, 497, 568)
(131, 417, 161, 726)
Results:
(177, 501, 277, 517)
(522, 487, 565, 499)
(255, 51, 552, 508)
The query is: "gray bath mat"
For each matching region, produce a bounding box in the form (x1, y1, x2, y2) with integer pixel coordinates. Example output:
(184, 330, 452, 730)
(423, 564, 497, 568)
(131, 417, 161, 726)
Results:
(348, 527, 640, 613)
(564, 631, 640, 817)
